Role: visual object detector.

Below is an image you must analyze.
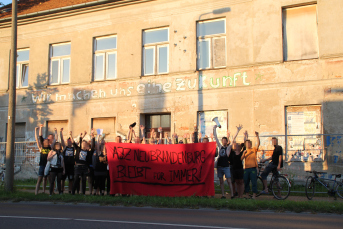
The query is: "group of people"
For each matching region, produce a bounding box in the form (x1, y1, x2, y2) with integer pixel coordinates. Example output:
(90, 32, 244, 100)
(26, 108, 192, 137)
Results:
(34, 122, 283, 199)
(34, 125, 109, 196)
(212, 125, 283, 199)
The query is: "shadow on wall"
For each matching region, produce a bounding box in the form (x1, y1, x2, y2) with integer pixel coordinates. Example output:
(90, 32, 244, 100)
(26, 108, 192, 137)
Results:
(139, 79, 166, 142)
(323, 100, 343, 173)
(23, 73, 56, 140)
(70, 88, 94, 134)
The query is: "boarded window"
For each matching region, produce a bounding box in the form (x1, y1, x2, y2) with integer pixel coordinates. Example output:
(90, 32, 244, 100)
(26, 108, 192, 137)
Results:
(47, 120, 68, 141)
(286, 105, 323, 162)
(5, 123, 26, 142)
(92, 117, 116, 140)
(197, 19, 226, 70)
(283, 5, 319, 61)
(213, 37, 226, 68)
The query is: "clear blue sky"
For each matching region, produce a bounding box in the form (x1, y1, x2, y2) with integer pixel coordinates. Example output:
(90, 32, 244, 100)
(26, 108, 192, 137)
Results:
(1, 0, 13, 6)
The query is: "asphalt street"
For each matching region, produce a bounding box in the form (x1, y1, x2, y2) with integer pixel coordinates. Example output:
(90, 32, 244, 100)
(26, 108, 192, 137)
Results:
(0, 202, 342, 229)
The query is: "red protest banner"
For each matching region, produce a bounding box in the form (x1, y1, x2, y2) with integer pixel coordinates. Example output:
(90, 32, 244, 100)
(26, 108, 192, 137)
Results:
(106, 142, 216, 197)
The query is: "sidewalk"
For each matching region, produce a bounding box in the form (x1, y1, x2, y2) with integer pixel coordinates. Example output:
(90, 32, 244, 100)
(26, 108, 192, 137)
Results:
(20, 189, 343, 202)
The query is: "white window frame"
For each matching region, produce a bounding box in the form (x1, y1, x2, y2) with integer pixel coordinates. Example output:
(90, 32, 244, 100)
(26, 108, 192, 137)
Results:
(49, 42, 71, 85)
(142, 27, 169, 76)
(143, 46, 156, 76)
(197, 18, 226, 70)
(16, 48, 30, 89)
(93, 35, 117, 81)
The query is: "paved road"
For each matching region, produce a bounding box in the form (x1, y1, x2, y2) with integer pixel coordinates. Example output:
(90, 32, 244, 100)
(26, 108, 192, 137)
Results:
(0, 202, 342, 229)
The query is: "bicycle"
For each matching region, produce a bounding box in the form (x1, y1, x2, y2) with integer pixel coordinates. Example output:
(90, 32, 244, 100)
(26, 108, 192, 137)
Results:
(255, 163, 291, 200)
(305, 171, 343, 200)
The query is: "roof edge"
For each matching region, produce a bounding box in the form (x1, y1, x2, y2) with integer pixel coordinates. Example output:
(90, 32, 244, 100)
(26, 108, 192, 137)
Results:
(0, 0, 155, 28)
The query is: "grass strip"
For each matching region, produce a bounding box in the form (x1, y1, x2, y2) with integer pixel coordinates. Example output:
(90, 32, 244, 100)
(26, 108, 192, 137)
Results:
(0, 190, 342, 214)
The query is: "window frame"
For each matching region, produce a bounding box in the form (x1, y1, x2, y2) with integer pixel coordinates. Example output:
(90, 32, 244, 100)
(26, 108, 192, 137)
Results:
(16, 48, 30, 89)
(49, 42, 71, 85)
(197, 18, 226, 70)
(93, 35, 118, 81)
(142, 27, 169, 76)
(282, 4, 319, 62)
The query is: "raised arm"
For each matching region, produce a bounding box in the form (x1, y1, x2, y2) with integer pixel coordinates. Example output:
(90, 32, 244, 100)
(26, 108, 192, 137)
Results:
(96, 134, 100, 154)
(140, 125, 146, 144)
(38, 124, 44, 145)
(244, 130, 248, 142)
(232, 124, 243, 142)
(90, 129, 95, 151)
(60, 128, 65, 150)
(50, 128, 57, 149)
(158, 127, 163, 144)
(35, 127, 42, 151)
(213, 125, 222, 149)
(255, 131, 260, 149)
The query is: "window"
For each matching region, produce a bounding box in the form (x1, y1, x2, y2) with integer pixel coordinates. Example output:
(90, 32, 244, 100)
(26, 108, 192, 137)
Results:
(49, 43, 71, 85)
(143, 28, 169, 75)
(47, 120, 68, 140)
(16, 49, 29, 88)
(197, 19, 226, 70)
(145, 114, 171, 138)
(5, 122, 26, 142)
(91, 117, 116, 140)
(94, 35, 117, 81)
(282, 5, 318, 61)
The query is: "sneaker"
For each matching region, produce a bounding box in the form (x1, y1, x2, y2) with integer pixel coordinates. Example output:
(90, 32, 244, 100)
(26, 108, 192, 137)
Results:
(260, 190, 269, 195)
(221, 196, 226, 199)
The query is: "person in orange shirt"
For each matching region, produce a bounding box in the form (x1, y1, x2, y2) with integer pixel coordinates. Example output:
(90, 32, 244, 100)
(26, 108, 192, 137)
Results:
(241, 131, 260, 199)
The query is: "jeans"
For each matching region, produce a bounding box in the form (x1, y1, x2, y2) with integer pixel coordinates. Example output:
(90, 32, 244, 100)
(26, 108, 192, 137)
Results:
(244, 167, 258, 194)
(261, 163, 278, 180)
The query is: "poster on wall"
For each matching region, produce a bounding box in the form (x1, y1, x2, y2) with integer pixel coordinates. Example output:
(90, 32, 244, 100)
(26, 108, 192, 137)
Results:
(286, 106, 323, 162)
(197, 110, 228, 138)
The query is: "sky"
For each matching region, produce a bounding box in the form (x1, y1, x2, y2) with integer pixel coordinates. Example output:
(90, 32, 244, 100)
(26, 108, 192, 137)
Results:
(1, 0, 13, 6)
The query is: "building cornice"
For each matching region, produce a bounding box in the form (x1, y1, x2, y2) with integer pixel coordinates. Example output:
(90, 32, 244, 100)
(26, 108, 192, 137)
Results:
(0, 0, 156, 28)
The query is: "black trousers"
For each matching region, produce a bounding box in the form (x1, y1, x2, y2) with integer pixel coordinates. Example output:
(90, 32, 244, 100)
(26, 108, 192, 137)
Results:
(72, 165, 88, 195)
(94, 175, 106, 192)
(106, 171, 110, 194)
(50, 167, 63, 195)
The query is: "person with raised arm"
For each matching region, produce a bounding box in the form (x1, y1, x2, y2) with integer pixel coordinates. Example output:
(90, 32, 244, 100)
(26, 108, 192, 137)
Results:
(60, 129, 75, 194)
(46, 128, 65, 196)
(34, 124, 56, 195)
(241, 131, 260, 199)
(72, 130, 95, 195)
(213, 125, 241, 199)
(93, 134, 108, 196)
(86, 129, 96, 195)
(139, 125, 146, 144)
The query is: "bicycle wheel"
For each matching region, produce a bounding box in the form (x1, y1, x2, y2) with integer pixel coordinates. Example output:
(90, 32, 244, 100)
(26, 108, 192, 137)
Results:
(271, 175, 290, 200)
(305, 176, 315, 200)
(335, 182, 343, 199)
(256, 177, 265, 197)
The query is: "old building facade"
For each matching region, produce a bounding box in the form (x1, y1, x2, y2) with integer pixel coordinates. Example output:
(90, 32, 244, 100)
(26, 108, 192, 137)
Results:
(0, 0, 342, 176)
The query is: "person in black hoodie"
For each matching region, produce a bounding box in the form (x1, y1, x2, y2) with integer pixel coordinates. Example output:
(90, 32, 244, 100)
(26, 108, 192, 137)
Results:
(93, 134, 108, 196)
(71, 130, 95, 195)
(60, 128, 75, 194)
